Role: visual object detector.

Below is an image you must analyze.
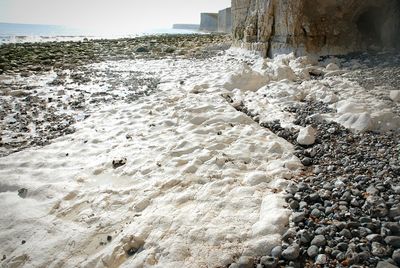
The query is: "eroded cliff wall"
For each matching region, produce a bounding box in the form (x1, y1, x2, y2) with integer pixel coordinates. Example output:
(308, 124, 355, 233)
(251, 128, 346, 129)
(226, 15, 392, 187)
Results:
(232, 0, 400, 57)
(218, 8, 232, 33)
(199, 13, 218, 32)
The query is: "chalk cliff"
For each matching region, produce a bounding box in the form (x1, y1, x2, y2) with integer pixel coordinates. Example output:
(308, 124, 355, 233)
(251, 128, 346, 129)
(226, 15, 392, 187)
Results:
(199, 13, 218, 32)
(218, 8, 232, 33)
(232, 0, 400, 57)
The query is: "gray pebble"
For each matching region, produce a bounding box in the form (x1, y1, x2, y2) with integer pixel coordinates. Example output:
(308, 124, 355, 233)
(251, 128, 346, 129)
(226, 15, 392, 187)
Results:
(298, 230, 312, 244)
(393, 249, 400, 265)
(286, 184, 299, 195)
(385, 236, 400, 248)
(301, 157, 313, 166)
(282, 244, 300, 261)
(289, 200, 300, 210)
(260, 256, 277, 268)
(237, 256, 254, 268)
(339, 229, 352, 239)
(371, 242, 388, 257)
(315, 254, 328, 265)
(366, 234, 382, 242)
(376, 261, 398, 268)
(307, 245, 319, 258)
(311, 235, 326, 247)
(337, 242, 348, 251)
(311, 208, 322, 218)
(270, 246, 282, 258)
(282, 228, 296, 241)
(292, 212, 305, 223)
(390, 206, 400, 218)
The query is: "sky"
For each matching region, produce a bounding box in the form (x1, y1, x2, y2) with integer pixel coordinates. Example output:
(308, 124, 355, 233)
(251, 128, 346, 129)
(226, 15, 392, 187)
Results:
(0, 0, 231, 33)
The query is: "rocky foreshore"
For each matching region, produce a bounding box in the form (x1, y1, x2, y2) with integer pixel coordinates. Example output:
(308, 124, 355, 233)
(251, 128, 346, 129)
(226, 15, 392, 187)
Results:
(0, 33, 399, 268)
(0, 34, 231, 156)
(0, 33, 231, 74)
(226, 53, 400, 268)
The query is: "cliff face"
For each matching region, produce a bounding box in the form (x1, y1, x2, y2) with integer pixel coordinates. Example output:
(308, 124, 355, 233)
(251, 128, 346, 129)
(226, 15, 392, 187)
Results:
(199, 13, 219, 32)
(218, 8, 232, 33)
(232, 0, 400, 57)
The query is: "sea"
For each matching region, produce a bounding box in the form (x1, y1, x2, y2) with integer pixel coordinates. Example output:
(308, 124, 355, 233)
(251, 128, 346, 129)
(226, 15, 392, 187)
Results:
(0, 22, 199, 44)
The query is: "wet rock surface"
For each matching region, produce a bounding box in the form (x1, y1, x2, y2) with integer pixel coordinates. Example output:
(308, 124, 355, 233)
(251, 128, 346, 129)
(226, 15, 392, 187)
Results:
(0, 34, 231, 156)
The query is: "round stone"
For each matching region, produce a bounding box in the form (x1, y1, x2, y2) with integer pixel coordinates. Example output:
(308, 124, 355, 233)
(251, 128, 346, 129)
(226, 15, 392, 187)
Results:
(307, 245, 319, 258)
(311, 208, 322, 218)
(290, 200, 300, 210)
(292, 212, 306, 223)
(271, 246, 282, 258)
(311, 235, 326, 247)
(371, 242, 388, 257)
(237, 256, 254, 268)
(282, 244, 300, 261)
(385, 236, 400, 248)
(260, 256, 278, 268)
(315, 254, 328, 265)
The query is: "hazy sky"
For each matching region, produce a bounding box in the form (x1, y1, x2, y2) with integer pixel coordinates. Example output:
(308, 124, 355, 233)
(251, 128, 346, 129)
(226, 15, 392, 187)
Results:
(0, 0, 231, 32)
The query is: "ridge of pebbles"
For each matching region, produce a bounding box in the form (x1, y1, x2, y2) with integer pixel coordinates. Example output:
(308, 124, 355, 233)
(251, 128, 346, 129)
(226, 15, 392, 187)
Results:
(227, 57, 400, 267)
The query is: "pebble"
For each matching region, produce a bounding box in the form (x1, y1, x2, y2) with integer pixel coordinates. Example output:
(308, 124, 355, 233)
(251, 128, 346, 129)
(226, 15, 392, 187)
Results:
(315, 254, 328, 265)
(371, 242, 388, 257)
(393, 249, 400, 265)
(17, 188, 28, 198)
(390, 90, 400, 102)
(270, 246, 282, 258)
(296, 125, 316, 145)
(112, 158, 127, 169)
(260, 256, 277, 268)
(310, 208, 322, 218)
(385, 236, 400, 248)
(337, 242, 348, 251)
(376, 261, 399, 268)
(366, 234, 382, 242)
(282, 244, 300, 261)
(237, 256, 254, 268)
(311, 235, 326, 247)
(326, 63, 339, 71)
(289, 200, 299, 210)
(298, 230, 312, 244)
(135, 46, 149, 53)
(282, 228, 296, 241)
(301, 157, 313, 166)
(291, 212, 305, 223)
(389, 205, 400, 218)
(307, 245, 319, 258)
(339, 229, 352, 239)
